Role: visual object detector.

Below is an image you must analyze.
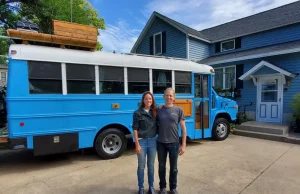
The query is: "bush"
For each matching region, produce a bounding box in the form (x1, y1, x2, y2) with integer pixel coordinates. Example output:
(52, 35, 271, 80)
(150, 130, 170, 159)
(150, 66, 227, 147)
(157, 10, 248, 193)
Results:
(291, 93, 300, 118)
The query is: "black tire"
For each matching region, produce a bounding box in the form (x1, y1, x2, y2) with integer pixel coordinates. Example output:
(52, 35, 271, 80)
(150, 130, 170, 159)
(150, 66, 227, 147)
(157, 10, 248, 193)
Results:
(94, 128, 127, 159)
(212, 118, 230, 141)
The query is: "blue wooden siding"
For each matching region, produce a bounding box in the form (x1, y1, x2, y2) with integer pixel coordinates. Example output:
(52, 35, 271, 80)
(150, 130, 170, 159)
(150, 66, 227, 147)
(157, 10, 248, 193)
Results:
(252, 66, 278, 75)
(210, 23, 300, 56)
(135, 18, 187, 59)
(214, 53, 300, 114)
(188, 37, 210, 61)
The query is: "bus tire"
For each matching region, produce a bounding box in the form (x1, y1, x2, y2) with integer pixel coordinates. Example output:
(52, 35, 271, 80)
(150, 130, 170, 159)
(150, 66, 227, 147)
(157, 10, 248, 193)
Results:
(212, 118, 230, 141)
(94, 128, 127, 159)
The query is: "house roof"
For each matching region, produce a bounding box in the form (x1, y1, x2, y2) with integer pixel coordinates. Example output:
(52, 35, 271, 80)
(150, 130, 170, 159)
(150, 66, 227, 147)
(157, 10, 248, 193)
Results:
(200, 1, 300, 43)
(239, 60, 296, 81)
(199, 40, 300, 65)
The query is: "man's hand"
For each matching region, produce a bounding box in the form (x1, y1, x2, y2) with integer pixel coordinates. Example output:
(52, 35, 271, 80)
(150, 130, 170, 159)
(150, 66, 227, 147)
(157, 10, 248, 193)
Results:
(179, 145, 186, 155)
(136, 145, 142, 154)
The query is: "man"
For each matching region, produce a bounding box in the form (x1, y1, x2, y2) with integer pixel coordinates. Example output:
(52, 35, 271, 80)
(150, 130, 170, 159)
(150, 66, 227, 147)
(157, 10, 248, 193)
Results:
(157, 88, 187, 194)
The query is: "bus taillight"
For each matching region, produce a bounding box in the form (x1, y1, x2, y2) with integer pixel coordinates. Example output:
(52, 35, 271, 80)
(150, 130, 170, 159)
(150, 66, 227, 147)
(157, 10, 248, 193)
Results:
(20, 122, 24, 127)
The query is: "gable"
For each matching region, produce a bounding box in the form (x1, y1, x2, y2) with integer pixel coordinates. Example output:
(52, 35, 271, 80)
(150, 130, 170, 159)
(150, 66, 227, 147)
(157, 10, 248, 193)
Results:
(136, 18, 187, 59)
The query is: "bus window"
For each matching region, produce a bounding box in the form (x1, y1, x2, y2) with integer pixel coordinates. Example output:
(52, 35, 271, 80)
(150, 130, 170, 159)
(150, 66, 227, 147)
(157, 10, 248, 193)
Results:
(28, 61, 62, 94)
(175, 71, 191, 93)
(128, 68, 149, 94)
(66, 63, 95, 94)
(99, 66, 124, 94)
(203, 75, 208, 98)
(203, 101, 209, 128)
(194, 75, 200, 97)
(153, 69, 171, 93)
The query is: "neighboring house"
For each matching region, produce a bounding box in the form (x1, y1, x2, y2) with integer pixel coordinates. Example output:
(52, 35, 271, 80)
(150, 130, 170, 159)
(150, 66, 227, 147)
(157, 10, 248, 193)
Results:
(131, 1, 300, 124)
(0, 65, 8, 87)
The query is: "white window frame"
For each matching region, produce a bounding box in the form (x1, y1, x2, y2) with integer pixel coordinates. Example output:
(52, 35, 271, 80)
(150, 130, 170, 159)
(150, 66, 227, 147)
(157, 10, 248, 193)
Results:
(214, 65, 236, 90)
(0, 71, 7, 82)
(153, 32, 162, 55)
(221, 39, 235, 52)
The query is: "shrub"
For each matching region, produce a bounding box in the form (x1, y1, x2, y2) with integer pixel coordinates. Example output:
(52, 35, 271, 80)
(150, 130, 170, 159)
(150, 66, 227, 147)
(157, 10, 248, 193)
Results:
(291, 93, 300, 118)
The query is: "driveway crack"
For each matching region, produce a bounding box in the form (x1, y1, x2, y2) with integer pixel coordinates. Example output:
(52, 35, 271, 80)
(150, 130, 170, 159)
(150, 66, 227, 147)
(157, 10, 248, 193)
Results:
(238, 145, 294, 194)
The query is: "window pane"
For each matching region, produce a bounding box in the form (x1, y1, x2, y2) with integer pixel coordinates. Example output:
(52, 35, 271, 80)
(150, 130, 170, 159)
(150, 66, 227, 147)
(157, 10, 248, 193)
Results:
(261, 91, 277, 102)
(175, 71, 191, 93)
(67, 64, 95, 94)
(221, 40, 234, 51)
(155, 34, 162, 54)
(195, 100, 200, 129)
(128, 68, 149, 94)
(203, 75, 208, 98)
(203, 101, 209, 128)
(1, 72, 6, 82)
(225, 67, 235, 89)
(262, 79, 278, 91)
(194, 75, 200, 97)
(214, 69, 223, 89)
(28, 61, 62, 94)
(99, 66, 124, 94)
(153, 69, 171, 93)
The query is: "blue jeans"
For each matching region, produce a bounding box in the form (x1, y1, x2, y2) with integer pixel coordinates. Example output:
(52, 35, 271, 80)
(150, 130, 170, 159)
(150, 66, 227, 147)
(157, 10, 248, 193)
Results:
(157, 141, 180, 190)
(137, 137, 157, 190)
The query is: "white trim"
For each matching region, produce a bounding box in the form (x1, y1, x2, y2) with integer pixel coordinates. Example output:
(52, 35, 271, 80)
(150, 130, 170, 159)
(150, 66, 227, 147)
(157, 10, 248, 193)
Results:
(221, 39, 235, 52)
(149, 69, 153, 93)
(153, 32, 162, 55)
(130, 13, 211, 53)
(61, 63, 67, 95)
(239, 60, 296, 80)
(172, 70, 175, 90)
(207, 47, 300, 65)
(186, 34, 189, 59)
(9, 45, 213, 74)
(250, 75, 257, 86)
(124, 67, 128, 95)
(95, 65, 99, 94)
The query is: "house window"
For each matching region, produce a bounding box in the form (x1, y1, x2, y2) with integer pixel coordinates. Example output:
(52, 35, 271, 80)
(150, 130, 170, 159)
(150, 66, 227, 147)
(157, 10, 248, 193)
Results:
(214, 66, 236, 89)
(66, 63, 95, 94)
(128, 68, 149, 94)
(153, 69, 171, 93)
(1, 72, 6, 82)
(154, 32, 162, 55)
(221, 39, 235, 52)
(99, 66, 124, 94)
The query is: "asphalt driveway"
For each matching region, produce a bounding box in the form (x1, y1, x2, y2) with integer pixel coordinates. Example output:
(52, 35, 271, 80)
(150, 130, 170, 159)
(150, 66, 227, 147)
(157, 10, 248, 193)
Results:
(0, 135, 299, 194)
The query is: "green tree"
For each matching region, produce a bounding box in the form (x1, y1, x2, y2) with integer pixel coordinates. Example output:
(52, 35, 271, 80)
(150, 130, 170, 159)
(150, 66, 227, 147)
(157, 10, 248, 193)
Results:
(20, 0, 105, 50)
(0, 27, 10, 65)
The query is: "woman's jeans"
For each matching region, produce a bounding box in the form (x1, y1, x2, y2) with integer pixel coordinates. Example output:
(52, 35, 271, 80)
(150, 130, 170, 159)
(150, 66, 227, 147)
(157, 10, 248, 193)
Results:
(137, 137, 157, 189)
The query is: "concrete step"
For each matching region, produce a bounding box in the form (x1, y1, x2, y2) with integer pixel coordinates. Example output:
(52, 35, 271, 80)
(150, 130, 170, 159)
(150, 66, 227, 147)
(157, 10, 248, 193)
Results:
(233, 129, 300, 145)
(237, 121, 289, 135)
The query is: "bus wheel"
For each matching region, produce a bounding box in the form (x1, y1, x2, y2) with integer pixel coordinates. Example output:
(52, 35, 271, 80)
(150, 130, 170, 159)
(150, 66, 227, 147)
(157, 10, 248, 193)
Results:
(212, 118, 230, 141)
(94, 128, 127, 159)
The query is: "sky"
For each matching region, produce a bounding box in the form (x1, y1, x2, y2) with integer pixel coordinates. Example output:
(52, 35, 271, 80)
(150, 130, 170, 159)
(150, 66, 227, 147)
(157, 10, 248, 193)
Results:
(88, 0, 299, 53)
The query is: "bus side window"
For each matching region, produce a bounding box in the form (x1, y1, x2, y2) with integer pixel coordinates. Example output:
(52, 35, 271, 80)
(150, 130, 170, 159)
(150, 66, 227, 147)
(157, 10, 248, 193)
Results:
(175, 71, 191, 94)
(128, 67, 149, 94)
(66, 63, 95, 94)
(28, 61, 62, 94)
(99, 66, 124, 94)
(212, 93, 216, 108)
(152, 69, 172, 94)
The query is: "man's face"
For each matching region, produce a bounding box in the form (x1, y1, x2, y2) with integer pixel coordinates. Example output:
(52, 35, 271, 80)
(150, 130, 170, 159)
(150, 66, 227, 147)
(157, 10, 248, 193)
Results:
(164, 90, 175, 104)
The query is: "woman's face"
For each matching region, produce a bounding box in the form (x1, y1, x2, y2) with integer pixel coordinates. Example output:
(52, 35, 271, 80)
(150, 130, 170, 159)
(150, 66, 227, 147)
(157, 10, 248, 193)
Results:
(143, 93, 153, 108)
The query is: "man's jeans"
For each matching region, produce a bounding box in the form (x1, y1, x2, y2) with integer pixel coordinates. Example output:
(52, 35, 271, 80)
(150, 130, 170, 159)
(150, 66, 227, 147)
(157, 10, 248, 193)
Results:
(157, 141, 180, 190)
(137, 137, 157, 190)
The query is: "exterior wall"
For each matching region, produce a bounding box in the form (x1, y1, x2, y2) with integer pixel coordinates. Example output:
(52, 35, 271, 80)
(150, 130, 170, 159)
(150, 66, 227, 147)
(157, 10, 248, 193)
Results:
(188, 37, 210, 61)
(210, 23, 300, 56)
(213, 52, 300, 123)
(136, 18, 187, 59)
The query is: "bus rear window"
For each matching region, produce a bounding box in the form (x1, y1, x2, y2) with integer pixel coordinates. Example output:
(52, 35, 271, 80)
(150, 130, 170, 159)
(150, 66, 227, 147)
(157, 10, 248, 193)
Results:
(28, 61, 62, 94)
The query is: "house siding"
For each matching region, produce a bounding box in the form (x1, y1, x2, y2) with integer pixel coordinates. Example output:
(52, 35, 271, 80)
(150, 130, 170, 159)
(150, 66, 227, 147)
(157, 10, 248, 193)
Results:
(188, 37, 210, 61)
(214, 52, 300, 122)
(135, 18, 187, 59)
(210, 23, 300, 56)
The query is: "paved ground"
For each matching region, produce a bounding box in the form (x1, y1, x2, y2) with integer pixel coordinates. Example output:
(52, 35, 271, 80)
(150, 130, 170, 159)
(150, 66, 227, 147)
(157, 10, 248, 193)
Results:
(0, 135, 300, 194)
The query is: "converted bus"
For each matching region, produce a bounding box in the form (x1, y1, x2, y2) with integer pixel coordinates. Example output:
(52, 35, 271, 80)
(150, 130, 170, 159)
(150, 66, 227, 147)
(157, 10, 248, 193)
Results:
(5, 44, 238, 159)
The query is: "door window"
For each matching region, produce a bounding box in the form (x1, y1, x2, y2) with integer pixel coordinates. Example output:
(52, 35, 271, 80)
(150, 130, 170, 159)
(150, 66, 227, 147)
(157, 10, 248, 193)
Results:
(261, 79, 278, 102)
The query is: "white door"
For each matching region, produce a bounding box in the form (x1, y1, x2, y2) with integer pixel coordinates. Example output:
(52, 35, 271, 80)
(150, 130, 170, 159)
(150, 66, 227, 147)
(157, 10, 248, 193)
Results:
(257, 75, 283, 123)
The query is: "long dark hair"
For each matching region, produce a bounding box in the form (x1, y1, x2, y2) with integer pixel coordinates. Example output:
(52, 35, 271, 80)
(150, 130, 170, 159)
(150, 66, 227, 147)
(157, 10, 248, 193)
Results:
(141, 91, 157, 117)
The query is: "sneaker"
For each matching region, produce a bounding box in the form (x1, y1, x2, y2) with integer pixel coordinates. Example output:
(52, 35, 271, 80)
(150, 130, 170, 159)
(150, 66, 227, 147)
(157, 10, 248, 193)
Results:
(139, 188, 145, 194)
(170, 189, 179, 194)
(159, 188, 167, 194)
(148, 187, 156, 194)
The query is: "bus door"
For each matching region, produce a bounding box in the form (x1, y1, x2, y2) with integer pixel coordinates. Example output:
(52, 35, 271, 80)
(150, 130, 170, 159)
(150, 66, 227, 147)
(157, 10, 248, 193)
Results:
(194, 74, 211, 139)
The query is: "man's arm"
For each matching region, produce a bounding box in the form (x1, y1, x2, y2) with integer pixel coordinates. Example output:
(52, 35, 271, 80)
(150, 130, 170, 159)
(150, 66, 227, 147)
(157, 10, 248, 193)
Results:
(179, 119, 187, 155)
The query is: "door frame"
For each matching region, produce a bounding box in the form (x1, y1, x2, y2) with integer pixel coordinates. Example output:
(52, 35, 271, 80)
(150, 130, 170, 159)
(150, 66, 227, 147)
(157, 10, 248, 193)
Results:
(256, 74, 284, 123)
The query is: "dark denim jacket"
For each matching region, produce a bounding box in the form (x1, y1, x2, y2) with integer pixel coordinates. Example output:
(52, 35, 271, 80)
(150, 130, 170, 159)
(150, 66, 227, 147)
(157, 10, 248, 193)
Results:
(132, 107, 157, 139)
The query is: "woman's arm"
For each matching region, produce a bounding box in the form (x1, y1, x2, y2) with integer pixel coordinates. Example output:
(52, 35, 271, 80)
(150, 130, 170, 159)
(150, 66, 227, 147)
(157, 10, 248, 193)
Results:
(132, 112, 142, 154)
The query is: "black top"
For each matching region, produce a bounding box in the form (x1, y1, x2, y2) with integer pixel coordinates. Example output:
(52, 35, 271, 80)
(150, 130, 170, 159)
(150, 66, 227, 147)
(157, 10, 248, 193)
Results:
(132, 107, 157, 139)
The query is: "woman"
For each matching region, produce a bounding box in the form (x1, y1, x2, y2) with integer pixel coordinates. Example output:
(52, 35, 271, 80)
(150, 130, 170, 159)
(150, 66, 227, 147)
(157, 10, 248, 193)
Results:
(132, 91, 157, 194)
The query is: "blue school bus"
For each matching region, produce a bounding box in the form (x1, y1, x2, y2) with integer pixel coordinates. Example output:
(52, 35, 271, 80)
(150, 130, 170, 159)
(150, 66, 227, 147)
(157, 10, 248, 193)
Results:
(5, 44, 238, 159)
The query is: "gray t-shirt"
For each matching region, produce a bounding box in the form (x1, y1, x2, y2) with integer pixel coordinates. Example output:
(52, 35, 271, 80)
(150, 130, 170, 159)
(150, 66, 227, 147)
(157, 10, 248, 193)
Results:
(157, 105, 185, 143)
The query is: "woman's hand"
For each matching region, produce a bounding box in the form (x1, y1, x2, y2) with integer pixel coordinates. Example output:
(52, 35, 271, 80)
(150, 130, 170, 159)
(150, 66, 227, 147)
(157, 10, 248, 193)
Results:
(136, 144, 142, 154)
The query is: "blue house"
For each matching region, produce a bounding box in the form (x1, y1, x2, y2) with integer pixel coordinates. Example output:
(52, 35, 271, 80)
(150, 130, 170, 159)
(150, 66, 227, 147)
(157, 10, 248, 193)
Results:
(131, 2, 300, 124)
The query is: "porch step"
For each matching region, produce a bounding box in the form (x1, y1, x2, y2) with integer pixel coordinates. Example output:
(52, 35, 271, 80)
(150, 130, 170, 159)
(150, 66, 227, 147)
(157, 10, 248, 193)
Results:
(237, 121, 289, 135)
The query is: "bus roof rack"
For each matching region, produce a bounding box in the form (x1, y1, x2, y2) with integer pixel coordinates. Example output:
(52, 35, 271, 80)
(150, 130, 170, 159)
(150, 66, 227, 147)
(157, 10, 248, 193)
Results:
(7, 20, 98, 51)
